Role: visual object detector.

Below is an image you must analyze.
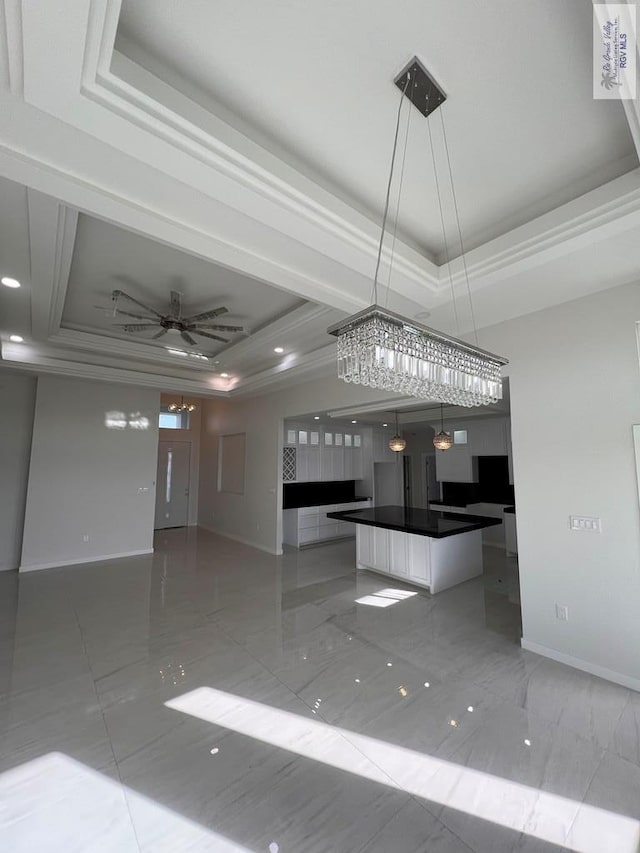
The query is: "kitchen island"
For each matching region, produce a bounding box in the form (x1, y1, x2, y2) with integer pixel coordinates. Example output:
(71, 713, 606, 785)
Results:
(327, 505, 501, 594)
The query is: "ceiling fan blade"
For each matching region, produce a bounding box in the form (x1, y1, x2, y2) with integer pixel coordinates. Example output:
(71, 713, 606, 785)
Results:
(183, 306, 229, 324)
(194, 323, 245, 333)
(112, 289, 163, 318)
(180, 330, 197, 346)
(113, 309, 159, 321)
(194, 330, 229, 343)
(170, 290, 182, 318)
(152, 329, 168, 340)
(114, 323, 162, 331)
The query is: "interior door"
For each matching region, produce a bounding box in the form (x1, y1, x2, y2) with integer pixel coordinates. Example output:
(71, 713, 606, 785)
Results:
(403, 455, 413, 508)
(155, 441, 191, 529)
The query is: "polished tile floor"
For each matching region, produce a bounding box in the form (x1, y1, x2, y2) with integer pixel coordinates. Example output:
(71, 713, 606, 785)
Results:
(1, 528, 639, 852)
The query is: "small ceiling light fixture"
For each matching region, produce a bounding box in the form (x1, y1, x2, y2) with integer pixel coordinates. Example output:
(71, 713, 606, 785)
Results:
(433, 403, 453, 451)
(167, 396, 196, 413)
(327, 58, 507, 406)
(383, 423, 388, 427)
(351, 420, 358, 424)
(1, 276, 21, 288)
(220, 372, 229, 378)
(314, 416, 320, 420)
(274, 346, 284, 354)
(9, 334, 23, 342)
(389, 411, 406, 452)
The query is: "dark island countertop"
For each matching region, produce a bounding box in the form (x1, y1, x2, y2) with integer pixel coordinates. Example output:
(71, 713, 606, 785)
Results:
(327, 505, 502, 539)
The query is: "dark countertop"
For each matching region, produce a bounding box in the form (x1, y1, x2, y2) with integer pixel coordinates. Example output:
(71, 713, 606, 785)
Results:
(428, 499, 468, 507)
(327, 505, 502, 539)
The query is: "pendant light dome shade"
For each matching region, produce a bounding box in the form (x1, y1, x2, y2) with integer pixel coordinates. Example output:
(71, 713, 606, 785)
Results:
(433, 431, 453, 451)
(389, 434, 407, 452)
(388, 412, 406, 452)
(433, 404, 452, 451)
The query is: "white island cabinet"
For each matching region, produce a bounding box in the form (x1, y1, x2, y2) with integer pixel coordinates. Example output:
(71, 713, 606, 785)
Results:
(328, 505, 501, 594)
(355, 525, 483, 593)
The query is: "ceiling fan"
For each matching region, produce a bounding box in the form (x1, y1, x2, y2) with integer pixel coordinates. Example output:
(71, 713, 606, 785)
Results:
(107, 289, 245, 347)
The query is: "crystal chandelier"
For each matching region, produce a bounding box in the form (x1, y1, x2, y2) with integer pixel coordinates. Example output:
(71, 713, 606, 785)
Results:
(433, 403, 453, 451)
(388, 411, 406, 452)
(328, 58, 507, 408)
(168, 396, 196, 413)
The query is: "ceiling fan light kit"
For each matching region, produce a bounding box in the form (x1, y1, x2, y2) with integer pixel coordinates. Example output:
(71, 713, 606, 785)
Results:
(328, 57, 507, 407)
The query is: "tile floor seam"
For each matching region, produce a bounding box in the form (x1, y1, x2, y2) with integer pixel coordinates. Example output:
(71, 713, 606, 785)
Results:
(71, 593, 145, 853)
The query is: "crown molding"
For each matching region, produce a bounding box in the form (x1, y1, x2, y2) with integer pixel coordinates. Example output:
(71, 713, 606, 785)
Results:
(84, 49, 441, 301)
(0, 342, 232, 396)
(1, 0, 23, 95)
(52, 327, 219, 371)
(214, 303, 336, 368)
(439, 169, 640, 293)
(229, 345, 336, 397)
(27, 191, 78, 340)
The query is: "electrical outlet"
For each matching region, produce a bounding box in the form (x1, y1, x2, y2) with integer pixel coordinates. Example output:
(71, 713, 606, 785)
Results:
(570, 516, 601, 532)
(82, 534, 89, 543)
(555, 604, 569, 622)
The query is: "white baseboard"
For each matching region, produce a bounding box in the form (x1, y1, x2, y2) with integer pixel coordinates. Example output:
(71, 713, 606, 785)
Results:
(19, 548, 154, 573)
(198, 524, 280, 555)
(521, 638, 640, 692)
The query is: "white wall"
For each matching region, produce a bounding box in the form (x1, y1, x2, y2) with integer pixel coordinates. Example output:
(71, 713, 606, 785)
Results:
(21, 376, 160, 571)
(159, 393, 201, 525)
(0, 371, 36, 570)
(198, 281, 640, 689)
(478, 282, 640, 689)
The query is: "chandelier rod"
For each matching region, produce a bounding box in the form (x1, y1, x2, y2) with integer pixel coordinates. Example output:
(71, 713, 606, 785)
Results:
(440, 109, 479, 345)
(383, 81, 413, 309)
(371, 73, 411, 306)
(427, 111, 460, 337)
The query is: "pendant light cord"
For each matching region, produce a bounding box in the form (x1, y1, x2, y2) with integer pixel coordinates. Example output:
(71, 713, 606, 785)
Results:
(371, 73, 411, 306)
(440, 110, 479, 345)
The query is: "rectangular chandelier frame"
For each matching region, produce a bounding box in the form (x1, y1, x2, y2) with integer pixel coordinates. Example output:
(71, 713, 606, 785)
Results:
(327, 305, 508, 408)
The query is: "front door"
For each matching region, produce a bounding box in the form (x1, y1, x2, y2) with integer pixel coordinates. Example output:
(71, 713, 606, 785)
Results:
(155, 441, 191, 529)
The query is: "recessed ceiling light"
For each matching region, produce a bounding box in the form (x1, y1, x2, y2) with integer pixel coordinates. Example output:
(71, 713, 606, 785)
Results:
(352, 420, 357, 424)
(383, 423, 388, 427)
(220, 372, 229, 378)
(415, 310, 431, 321)
(274, 346, 284, 354)
(314, 416, 320, 420)
(1, 277, 21, 289)
(9, 334, 23, 342)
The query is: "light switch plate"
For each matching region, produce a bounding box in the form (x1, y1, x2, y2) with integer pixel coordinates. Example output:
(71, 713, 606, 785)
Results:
(570, 516, 601, 532)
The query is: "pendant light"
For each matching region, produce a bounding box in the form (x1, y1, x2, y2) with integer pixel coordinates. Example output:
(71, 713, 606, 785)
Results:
(168, 396, 196, 413)
(433, 404, 453, 451)
(388, 411, 406, 452)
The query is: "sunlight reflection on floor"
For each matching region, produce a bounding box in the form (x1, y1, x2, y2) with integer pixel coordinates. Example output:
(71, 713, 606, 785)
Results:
(166, 687, 640, 853)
